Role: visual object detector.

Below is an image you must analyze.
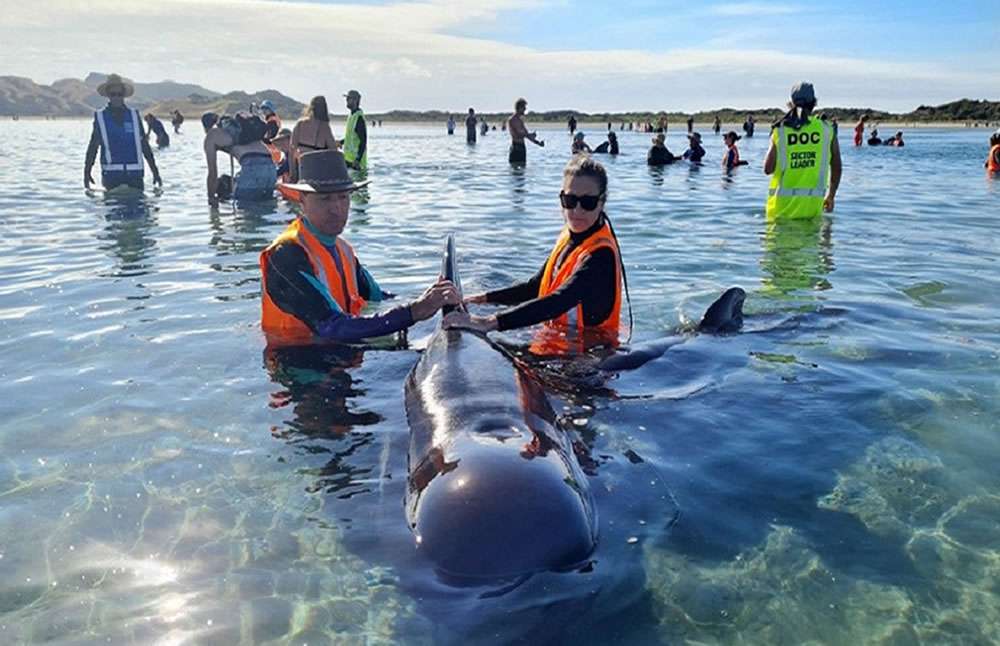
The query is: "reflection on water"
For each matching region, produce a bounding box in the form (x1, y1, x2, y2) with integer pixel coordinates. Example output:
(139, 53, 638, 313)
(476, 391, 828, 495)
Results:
(95, 193, 159, 278)
(759, 216, 835, 299)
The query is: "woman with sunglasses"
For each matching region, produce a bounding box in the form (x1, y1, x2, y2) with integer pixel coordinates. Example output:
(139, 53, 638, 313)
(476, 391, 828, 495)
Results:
(445, 155, 624, 349)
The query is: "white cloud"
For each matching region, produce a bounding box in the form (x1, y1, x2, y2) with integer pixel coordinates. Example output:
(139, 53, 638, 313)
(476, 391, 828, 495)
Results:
(0, 0, 995, 113)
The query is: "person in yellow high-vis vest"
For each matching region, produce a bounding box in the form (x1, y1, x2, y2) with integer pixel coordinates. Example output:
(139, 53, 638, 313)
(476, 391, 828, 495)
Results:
(763, 82, 842, 219)
(342, 89, 368, 171)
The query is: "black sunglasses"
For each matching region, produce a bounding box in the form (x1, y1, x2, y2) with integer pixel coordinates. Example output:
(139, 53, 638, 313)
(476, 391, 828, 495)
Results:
(559, 191, 604, 211)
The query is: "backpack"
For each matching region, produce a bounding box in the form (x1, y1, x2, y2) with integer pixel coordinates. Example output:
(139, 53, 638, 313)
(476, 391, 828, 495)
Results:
(218, 112, 268, 145)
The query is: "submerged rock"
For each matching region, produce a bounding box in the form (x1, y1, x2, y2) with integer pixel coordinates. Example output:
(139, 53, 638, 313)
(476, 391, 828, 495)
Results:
(645, 525, 915, 645)
(818, 435, 946, 539)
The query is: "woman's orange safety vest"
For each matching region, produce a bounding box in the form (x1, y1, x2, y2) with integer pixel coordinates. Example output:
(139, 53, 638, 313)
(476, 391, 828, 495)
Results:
(988, 144, 1000, 173)
(260, 218, 366, 345)
(537, 219, 622, 336)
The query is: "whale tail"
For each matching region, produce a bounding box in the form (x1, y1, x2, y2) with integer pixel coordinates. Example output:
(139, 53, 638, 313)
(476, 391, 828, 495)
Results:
(440, 234, 465, 316)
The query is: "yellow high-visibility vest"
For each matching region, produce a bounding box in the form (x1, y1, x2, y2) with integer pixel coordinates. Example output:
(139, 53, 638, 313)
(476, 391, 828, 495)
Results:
(766, 117, 831, 219)
(343, 110, 368, 170)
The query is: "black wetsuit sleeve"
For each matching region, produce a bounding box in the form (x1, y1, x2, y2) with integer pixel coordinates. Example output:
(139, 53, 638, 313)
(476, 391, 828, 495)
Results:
(484, 264, 545, 305)
(85, 122, 101, 171)
(265, 242, 337, 332)
(355, 117, 367, 162)
(495, 248, 616, 331)
(139, 129, 159, 176)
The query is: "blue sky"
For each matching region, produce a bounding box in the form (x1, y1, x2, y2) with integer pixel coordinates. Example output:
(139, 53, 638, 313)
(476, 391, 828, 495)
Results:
(2, 0, 998, 112)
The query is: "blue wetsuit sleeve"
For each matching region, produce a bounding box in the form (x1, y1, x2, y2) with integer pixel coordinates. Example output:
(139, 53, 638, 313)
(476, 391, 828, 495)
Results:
(315, 305, 414, 342)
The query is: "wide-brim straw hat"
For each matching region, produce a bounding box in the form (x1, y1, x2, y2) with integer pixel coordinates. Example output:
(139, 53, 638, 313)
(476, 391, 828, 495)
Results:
(281, 150, 370, 193)
(97, 74, 135, 98)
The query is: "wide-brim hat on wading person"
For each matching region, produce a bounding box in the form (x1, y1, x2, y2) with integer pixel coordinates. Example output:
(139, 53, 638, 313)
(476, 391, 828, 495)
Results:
(281, 150, 370, 193)
(97, 73, 134, 98)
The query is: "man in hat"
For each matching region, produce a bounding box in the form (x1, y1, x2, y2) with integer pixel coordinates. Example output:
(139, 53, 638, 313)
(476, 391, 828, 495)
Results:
(84, 73, 162, 191)
(260, 150, 459, 346)
(723, 131, 748, 170)
(763, 82, 841, 218)
(682, 132, 706, 163)
(342, 90, 367, 171)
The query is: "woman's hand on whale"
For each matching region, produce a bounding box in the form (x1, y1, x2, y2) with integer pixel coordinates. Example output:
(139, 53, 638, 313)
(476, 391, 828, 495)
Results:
(443, 311, 498, 333)
(410, 280, 461, 321)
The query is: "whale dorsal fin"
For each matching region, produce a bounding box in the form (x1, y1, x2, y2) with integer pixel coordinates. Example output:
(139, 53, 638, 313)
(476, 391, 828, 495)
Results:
(441, 234, 464, 316)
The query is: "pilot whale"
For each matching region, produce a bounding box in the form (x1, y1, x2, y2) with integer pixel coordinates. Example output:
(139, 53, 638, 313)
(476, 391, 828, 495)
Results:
(596, 286, 746, 372)
(404, 236, 597, 581)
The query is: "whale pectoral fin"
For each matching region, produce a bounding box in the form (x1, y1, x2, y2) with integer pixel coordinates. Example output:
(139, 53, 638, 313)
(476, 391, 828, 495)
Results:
(698, 286, 746, 334)
(597, 336, 685, 372)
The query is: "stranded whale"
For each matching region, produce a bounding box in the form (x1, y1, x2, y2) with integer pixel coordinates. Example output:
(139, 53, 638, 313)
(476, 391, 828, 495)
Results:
(404, 236, 597, 580)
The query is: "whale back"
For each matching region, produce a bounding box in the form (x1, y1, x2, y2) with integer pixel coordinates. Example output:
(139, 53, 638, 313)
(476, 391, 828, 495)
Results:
(404, 236, 597, 580)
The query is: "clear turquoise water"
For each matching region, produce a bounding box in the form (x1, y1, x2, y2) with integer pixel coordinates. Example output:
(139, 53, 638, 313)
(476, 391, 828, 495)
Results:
(1, 121, 998, 645)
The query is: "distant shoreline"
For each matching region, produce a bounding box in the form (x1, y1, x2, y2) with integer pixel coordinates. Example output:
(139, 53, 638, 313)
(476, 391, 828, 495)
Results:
(7, 116, 996, 130)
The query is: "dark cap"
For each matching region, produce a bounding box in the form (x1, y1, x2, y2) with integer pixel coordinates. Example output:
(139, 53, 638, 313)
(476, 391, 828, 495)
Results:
(344, 90, 361, 100)
(790, 82, 816, 106)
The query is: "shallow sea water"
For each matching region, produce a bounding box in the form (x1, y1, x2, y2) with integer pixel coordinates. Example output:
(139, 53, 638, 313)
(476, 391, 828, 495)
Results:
(0, 120, 998, 645)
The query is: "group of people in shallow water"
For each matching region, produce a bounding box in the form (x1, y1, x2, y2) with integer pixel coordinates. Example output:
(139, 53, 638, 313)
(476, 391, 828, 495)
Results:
(259, 82, 843, 350)
(82, 75, 999, 353)
(852, 115, 906, 147)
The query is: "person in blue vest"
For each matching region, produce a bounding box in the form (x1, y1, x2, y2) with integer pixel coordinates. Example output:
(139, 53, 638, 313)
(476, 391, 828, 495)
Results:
(84, 74, 162, 191)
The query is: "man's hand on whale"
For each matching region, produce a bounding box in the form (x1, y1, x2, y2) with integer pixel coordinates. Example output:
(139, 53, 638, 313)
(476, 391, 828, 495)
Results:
(410, 279, 462, 321)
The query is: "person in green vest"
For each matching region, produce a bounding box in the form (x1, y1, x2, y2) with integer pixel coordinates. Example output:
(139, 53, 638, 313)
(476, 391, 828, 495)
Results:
(763, 82, 842, 219)
(342, 89, 368, 171)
